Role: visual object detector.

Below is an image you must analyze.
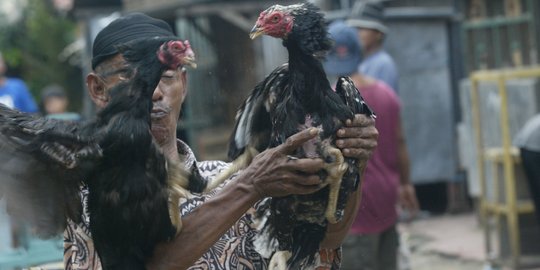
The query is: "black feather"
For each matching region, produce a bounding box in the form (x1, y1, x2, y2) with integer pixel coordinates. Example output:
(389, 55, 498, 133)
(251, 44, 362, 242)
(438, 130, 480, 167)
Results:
(230, 2, 374, 268)
(0, 36, 203, 269)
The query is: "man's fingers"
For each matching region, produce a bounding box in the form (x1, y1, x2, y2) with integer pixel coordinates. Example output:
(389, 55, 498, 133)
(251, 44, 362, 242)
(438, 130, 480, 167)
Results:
(345, 114, 375, 127)
(337, 125, 378, 139)
(279, 128, 320, 154)
(282, 158, 325, 174)
(291, 174, 323, 186)
(288, 183, 323, 195)
(287, 175, 324, 195)
(404, 200, 420, 214)
(335, 138, 377, 149)
(341, 148, 371, 159)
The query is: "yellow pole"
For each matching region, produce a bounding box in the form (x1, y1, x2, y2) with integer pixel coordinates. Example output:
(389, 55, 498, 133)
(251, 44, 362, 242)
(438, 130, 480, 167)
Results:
(498, 76, 520, 269)
(471, 66, 540, 268)
(470, 78, 492, 259)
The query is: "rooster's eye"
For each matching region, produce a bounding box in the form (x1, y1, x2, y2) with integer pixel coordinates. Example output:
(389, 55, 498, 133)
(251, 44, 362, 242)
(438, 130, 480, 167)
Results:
(272, 15, 280, 22)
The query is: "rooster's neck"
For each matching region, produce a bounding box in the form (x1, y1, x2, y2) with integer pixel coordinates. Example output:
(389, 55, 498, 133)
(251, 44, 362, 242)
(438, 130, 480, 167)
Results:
(286, 42, 330, 107)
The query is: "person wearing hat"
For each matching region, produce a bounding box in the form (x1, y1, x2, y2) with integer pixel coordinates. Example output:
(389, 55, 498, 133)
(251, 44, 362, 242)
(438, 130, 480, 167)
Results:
(63, 13, 379, 269)
(324, 21, 418, 270)
(346, 1, 399, 93)
(40, 84, 81, 121)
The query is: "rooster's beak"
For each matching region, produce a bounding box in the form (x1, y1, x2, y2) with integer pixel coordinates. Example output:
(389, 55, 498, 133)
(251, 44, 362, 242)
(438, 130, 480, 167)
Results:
(249, 25, 264, 39)
(183, 56, 197, 69)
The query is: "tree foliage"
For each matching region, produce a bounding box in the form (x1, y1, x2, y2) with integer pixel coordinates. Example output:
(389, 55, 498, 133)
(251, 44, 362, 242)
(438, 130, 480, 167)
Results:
(0, 0, 82, 111)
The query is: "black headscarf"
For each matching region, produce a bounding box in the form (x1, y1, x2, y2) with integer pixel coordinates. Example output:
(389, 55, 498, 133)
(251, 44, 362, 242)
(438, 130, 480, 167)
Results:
(91, 13, 175, 69)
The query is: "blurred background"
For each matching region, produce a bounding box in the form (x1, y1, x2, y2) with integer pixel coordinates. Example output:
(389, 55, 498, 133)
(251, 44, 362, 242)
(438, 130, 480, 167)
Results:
(0, 0, 539, 269)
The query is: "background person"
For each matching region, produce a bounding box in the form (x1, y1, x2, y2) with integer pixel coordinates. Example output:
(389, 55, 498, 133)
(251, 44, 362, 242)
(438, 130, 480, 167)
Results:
(40, 84, 81, 121)
(0, 51, 38, 112)
(346, 2, 399, 93)
(515, 114, 540, 226)
(323, 21, 418, 270)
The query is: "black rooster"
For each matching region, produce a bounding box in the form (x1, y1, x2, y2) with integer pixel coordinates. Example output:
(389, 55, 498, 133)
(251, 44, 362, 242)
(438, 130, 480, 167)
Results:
(214, 2, 375, 269)
(0, 37, 199, 269)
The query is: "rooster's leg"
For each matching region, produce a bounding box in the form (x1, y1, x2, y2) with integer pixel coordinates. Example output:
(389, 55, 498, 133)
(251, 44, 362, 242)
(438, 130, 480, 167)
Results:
(168, 195, 182, 235)
(206, 147, 259, 192)
(268, 250, 292, 270)
(322, 146, 348, 224)
(166, 160, 193, 235)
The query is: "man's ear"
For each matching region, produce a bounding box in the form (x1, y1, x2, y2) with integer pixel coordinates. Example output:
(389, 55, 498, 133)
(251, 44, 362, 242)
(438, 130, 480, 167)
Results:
(86, 73, 109, 108)
(180, 69, 188, 99)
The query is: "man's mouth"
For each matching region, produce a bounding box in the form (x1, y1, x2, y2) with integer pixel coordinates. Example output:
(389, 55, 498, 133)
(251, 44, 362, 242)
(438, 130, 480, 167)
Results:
(151, 108, 168, 119)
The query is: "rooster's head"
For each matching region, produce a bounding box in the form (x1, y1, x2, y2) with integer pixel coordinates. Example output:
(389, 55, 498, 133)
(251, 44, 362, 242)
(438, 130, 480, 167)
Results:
(250, 4, 300, 39)
(157, 40, 197, 70)
(250, 3, 331, 55)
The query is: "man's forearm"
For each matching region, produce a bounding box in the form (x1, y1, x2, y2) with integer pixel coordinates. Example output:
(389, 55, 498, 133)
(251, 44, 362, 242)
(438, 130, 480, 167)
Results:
(147, 176, 260, 270)
(397, 121, 411, 185)
(398, 140, 411, 185)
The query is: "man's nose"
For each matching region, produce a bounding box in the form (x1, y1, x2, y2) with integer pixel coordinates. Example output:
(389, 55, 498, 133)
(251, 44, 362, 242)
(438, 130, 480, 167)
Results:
(152, 86, 163, 101)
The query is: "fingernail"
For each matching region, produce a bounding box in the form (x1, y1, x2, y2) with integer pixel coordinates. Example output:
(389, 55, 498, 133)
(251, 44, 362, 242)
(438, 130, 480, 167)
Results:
(336, 140, 343, 147)
(309, 128, 318, 135)
(338, 129, 345, 136)
(346, 119, 351, 125)
(343, 149, 350, 155)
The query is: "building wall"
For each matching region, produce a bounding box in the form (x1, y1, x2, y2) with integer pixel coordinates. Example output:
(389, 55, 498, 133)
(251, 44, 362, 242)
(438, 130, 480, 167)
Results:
(386, 0, 454, 8)
(123, 0, 179, 11)
(385, 19, 458, 183)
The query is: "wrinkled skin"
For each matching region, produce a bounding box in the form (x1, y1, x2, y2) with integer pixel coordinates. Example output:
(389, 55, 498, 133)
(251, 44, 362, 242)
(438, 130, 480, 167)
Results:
(86, 51, 378, 269)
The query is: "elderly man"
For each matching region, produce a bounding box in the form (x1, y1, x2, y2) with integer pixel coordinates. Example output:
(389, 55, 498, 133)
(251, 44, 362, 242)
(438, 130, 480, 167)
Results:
(64, 13, 378, 269)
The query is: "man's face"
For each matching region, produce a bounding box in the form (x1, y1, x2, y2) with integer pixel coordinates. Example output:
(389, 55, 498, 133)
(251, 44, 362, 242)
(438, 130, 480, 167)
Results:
(44, 96, 69, 114)
(358, 28, 383, 52)
(88, 54, 187, 145)
(150, 67, 187, 144)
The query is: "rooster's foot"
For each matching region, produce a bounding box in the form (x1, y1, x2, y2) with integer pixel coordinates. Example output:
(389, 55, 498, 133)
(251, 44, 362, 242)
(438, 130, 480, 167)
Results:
(269, 250, 292, 270)
(322, 146, 348, 224)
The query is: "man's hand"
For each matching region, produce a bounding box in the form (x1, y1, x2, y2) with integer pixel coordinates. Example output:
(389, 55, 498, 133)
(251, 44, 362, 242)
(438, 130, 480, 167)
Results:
(242, 128, 325, 198)
(399, 183, 419, 220)
(335, 114, 378, 160)
(148, 128, 325, 270)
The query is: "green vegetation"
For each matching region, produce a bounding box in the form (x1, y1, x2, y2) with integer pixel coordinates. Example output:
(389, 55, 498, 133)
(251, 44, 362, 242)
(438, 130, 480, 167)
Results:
(0, 0, 82, 111)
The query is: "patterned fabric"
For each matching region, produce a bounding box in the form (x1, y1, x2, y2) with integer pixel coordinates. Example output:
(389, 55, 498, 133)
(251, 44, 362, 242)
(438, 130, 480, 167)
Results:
(63, 140, 340, 269)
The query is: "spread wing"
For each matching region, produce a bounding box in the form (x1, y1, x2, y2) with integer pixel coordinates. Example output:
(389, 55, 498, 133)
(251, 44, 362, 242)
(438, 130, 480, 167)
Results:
(0, 104, 100, 238)
(227, 64, 289, 160)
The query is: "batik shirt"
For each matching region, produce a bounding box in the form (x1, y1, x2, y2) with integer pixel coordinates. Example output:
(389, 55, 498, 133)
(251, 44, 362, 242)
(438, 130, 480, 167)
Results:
(64, 140, 340, 269)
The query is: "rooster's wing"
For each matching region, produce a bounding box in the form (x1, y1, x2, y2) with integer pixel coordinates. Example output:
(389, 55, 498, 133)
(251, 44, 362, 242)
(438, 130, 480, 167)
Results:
(0, 105, 100, 237)
(227, 64, 289, 160)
